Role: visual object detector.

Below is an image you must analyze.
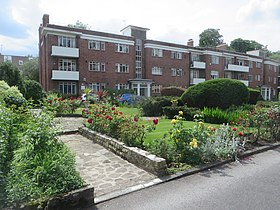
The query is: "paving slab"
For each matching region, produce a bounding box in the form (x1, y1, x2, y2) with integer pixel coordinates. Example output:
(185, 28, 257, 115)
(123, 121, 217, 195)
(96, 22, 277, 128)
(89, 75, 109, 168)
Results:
(59, 134, 156, 197)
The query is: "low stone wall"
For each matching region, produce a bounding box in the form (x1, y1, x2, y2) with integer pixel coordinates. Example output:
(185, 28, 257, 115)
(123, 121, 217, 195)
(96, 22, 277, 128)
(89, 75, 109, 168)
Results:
(79, 127, 168, 176)
(19, 185, 94, 210)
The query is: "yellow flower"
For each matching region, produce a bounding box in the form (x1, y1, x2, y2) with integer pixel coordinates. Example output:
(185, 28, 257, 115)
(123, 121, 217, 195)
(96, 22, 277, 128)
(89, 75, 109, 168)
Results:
(171, 119, 177, 124)
(190, 138, 198, 148)
(176, 129, 180, 134)
(198, 121, 203, 127)
(207, 133, 211, 137)
(179, 111, 183, 116)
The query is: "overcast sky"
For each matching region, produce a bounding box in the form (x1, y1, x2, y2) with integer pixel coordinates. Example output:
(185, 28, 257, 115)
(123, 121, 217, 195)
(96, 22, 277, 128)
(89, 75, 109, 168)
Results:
(0, 0, 280, 56)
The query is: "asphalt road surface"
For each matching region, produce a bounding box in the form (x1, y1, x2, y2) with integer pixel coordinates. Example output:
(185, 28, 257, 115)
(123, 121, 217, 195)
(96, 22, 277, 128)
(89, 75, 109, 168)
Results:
(93, 148, 280, 210)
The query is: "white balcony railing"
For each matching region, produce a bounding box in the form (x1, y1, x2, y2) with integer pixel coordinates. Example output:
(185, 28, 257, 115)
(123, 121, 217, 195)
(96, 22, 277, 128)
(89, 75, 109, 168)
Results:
(239, 80, 249, 86)
(51, 46, 79, 58)
(52, 70, 79, 80)
(225, 64, 249, 73)
(191, 61, 206, 69)
(191, 78, 205, 85)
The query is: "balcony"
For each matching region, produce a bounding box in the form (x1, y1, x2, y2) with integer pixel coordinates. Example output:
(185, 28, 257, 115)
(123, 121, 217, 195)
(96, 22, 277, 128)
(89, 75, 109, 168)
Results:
(51, 46, 79, 58)
(191, 78, 205, 85)
(52, 70, 79, 81)
(191, 61, 206, 69)
(225, 64, 249, 73)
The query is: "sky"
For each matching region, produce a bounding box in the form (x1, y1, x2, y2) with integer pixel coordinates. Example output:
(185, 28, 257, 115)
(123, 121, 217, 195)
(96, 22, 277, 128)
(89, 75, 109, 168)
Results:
(0, 0, 280, 56)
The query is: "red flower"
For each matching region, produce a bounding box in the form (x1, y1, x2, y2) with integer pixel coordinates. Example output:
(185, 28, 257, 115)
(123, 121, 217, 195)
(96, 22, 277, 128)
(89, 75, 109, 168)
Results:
(134, 117, 138, 122)
(119, 112, 123, 115)
(238, 132, 243, 137)
(142, 125, 145, 128)
(82, 109, 86, 113)
(232, 127, 237, 131)
(108, 116, 113, 121)
(49, 99, 52, 104)
(111, 107, 116, 111)
(237, 122, 241, 125)
(58, 98, 63, 101)
(114, 111, 118, 115)
(95, 114, 100, 117)
(54, 98, 57, 101)
(87, 118, 93, 124)
(153, 118, 158, 125)
(102, 106, 106, 109)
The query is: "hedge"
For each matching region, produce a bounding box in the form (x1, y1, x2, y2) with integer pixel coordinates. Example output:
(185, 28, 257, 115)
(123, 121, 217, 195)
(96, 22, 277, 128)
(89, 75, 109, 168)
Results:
(161, 86, 186, 97)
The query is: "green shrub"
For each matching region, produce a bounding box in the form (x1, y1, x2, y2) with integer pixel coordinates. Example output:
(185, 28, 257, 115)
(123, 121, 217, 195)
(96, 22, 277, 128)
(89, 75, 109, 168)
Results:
(0, 81, 26, 108)
(163, 106, 199, 120)
(248, 88, 261, 104)
(23, 80, 46, 103)
(161, 86, 186, 97)
(181, 78, 249, 109)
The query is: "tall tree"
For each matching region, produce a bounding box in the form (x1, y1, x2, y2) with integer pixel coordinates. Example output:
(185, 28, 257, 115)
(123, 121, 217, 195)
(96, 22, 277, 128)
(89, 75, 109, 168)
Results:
(230, 38, 264, 53)
(21, 57, 39, 81)
(267, 51, 280, 62)
(199, 28, 223, 48)
(67, 20, 90, 30)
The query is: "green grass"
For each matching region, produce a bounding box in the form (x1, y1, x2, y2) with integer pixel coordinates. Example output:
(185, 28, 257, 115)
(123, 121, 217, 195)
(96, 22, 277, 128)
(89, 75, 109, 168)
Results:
(117, 107, 141, 116)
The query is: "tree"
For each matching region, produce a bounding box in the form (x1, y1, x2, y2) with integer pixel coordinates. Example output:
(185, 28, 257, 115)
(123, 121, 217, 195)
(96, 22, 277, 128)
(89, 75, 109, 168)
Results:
(199, 28, 223, 48)
(230, 38, 264, 53)
(21, 57, 39, 81)
(67, 20, 90, 30)
(267, 51, 280, 62)
(0, 62, 24, 93)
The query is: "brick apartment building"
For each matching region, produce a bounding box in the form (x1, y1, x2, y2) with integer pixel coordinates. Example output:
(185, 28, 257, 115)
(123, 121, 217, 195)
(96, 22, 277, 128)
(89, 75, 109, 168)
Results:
(0, 54, 30, 69)
(39, 14, 280, 100)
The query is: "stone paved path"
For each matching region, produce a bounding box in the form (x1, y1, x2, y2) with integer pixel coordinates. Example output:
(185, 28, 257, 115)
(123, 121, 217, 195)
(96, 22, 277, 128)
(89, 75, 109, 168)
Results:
(57, 118, 156, 197)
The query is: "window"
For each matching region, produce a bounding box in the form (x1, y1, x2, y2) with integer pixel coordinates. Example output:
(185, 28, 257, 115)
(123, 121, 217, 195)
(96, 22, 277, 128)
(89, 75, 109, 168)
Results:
(248, 75, 253, 82)
(237, 60, 244, 66)
(224, 72, 232, 79)
(171, 68, 183, 76)
(211, 56, 219, 64)
(88, 40, 105, 50)
(89, 83, 106, 92)
(59, 82, 77, 94)
(249, 61, 253, 68)
(4, 55, 12, 62)
(58, 36, 75, 48)
(171, 51, 182, 59)
(190, 70, 199, 79)
(152, 48, 163, 57)
(256, 62, 261, 68)
(211, 71, 219, 79)
(89, 61, 105, 72)
(274, 77, 277, 84)
(191, 54, 200, 62)
(268, 76, 272, 82)
(225, 57, 232, 65)
(255, 75, 261, 81)
(115, 84, 129, 90)
(152, 84, 162, 94)
(115, 44, 129, 53)
(274, 66, 277, 72)
(115, 63, 129, 73)
(18, 60, 23, 65)
(59, 59, 77, 71)
(152, 67, 163, 75)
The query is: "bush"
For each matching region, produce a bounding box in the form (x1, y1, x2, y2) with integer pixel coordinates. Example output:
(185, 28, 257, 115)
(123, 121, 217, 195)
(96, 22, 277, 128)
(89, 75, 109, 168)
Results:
(163, 106, 199, 120)
(181, 79, 249, 109)
(23, 80, 46, 103)
(0, 81, 26, 108)
(141, 96, 184, 116)
(248, 88, 261, 104)
(161, 86, 186, 97)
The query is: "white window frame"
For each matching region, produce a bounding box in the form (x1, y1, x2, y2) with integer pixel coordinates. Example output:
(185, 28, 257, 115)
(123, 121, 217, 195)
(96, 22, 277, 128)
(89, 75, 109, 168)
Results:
(115, 44, 129, 53)
(171, 68, 183, 76)
(249, 61, 253, 68)
(58, 36, 75, 48)
(59, 59, 77, 71)
(115, 84, 129, 90)
(248, 75, 253, 82)
(115, 63, 129, 73)
(152, 66, 163, 75)
(18, 60, 23, 65)
(256, 62, 261, 68)
(88, 40, 105, 50)
(171, 51, 182, 59)
(152, 48, 163, 57)
(211, 56, 219, 65)
(152, 84, 162, 94)
(59, 82, 77, 94)
(88, 61, 105, 72)
(274, 77, 277, 84)
(4, 55, 12, 62)
(211, 71, 219, 79)
(255, 75, 261, 81)
(89, 82, 106, 92)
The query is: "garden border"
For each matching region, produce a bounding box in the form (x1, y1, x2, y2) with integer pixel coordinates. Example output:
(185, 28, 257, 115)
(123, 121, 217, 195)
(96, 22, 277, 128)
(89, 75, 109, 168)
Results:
(78, 127, 168, 176)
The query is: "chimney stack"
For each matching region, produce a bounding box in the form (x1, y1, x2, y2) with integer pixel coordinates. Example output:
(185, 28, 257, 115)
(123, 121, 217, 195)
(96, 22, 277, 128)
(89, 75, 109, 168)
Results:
(42, 14, 49, 27)
(187, 39, 194, 47)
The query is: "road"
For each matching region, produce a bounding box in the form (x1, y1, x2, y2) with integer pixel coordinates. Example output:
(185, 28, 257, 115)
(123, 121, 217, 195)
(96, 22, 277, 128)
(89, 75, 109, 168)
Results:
(93, 148, 280, 210)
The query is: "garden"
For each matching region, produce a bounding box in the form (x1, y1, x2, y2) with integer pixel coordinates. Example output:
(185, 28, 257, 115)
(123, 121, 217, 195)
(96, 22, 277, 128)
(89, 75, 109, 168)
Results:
(0, 75, 280, 208)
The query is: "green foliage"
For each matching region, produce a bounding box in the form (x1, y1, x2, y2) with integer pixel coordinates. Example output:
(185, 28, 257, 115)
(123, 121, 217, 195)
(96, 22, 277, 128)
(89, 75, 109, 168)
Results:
(163, 106, 199, 120)
(0, 81, 26, 108)
(0, 62, 25, 94)
(199, 28, 223, 47)
(47, 96, 82, 114)
(230, 38, 264, 53)
(21, 57, 39, 81)
(141, 96, 184, 116)
(67, 20, 90, 29)
(267, 50, 280, 62)
(23, 80, 46, 103)
(160, 86, 186, 97)
(248, 88, 261, 104)
(181, 78, 249, 109)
